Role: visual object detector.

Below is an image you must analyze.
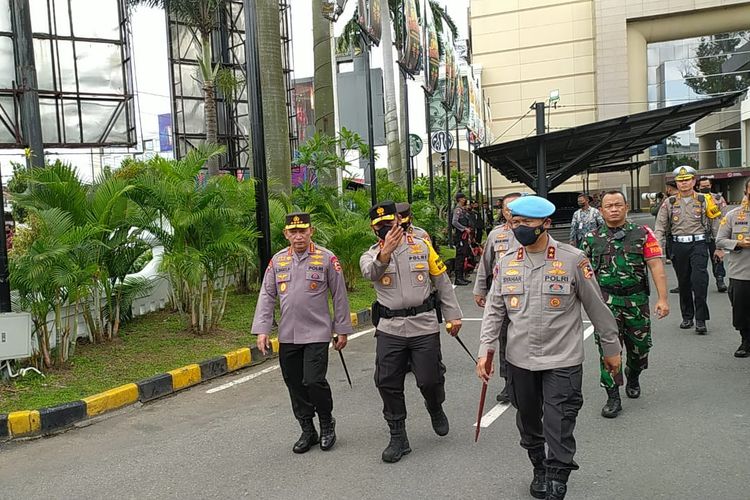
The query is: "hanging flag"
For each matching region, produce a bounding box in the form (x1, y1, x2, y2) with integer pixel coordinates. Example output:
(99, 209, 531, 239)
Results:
(399, 0, 422, 74)
(455, 75, 465, 123)
(358, 0, 382, 46)
(423, 3, 440, 94)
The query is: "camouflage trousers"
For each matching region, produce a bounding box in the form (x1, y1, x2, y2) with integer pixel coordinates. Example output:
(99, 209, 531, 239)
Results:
(594, 298, 652, 389)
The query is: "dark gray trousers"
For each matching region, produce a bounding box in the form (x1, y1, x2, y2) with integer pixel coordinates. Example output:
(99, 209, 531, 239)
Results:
(507, 362, 584, 482)
(374, 331, 446, 421)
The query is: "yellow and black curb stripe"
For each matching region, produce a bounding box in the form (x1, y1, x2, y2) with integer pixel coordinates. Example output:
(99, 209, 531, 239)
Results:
(1, 308, 369, 442)
(0, 337, 281, 441)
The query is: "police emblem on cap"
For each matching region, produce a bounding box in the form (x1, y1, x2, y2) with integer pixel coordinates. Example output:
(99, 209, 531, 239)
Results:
(679, 167, 687, 176)
(377, 207, 385, 216)
(292, 215, 300, 224)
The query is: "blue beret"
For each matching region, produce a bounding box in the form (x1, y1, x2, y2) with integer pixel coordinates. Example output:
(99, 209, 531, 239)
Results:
(508, 195, 556, 218)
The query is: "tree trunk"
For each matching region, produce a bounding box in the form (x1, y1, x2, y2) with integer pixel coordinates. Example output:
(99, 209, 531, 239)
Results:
(312, 0, 338, 187)
(202, 34, 220, 177)
(257, 0, 292, 195)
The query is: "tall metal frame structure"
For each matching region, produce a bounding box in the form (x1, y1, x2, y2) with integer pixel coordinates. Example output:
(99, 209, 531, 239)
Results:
(0, 0, 136, 149)
(165, 0, 297, 174)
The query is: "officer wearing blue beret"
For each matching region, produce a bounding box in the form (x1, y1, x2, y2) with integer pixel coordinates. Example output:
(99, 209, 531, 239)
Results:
(477, 195, 620, 500)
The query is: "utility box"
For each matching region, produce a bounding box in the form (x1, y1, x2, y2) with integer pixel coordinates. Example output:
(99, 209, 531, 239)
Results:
(0, 312, 33, 362)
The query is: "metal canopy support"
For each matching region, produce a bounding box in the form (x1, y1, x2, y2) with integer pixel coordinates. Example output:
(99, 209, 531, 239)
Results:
(503, 154, 535, 187)
(547, 128, 623, 189)
(535, 102, 547, 197)
(11, 0, 44, 167)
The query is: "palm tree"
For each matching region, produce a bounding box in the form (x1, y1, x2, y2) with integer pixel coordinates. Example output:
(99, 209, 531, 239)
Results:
(312, 0, 339, 187)
(339, 1, 458, 185)
(129, 0, 225, 177)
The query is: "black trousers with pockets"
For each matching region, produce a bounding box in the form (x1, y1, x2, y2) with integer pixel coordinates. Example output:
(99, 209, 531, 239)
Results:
(374, 331, 446, 421)
(671, 240, 710, 321)
(507, 362, 584, 482)
(279, 342, 333, 421)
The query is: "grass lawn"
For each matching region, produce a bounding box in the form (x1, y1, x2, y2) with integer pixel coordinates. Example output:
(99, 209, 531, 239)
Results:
(0, 278, 376, 414)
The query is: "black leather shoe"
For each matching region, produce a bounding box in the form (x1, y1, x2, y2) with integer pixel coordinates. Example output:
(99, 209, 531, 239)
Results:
(319, 416, 336, 451)
(293, 420, 319, 454)
(625, 368, 641, 399)
(717, 279, 728, 293)
(546, 479, 567, 499)
(695, 321, 707, 335)
(601, 386, 622, 418)
(426, 403, 449, 436)
(734, 342, 750, 358)
(530, 468, 547, 499)
(454, 279, 471, 286)
(670, 287, 679, 294)
(679, 319, 694, 329)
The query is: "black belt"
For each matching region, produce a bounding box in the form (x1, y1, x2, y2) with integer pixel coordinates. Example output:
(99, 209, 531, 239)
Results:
(377, 297, 435, 319)
(601, 283, 647, 296)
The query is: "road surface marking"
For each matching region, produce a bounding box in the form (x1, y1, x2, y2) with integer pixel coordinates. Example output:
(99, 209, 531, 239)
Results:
(207, 327, 377, 394)
(473, 402, 511, 428)
(206, 365, 280, 393)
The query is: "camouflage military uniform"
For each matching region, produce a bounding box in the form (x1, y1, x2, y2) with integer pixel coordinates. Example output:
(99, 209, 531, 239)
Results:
(581, 222, 663, 388)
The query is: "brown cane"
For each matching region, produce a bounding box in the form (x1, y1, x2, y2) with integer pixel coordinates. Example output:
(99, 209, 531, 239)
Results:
(474, 348, 496, 442)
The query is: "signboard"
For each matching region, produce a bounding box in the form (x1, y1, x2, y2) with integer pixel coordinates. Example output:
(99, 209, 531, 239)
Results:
(158, 113, 173, 152)
(409, 134, 423, 156)
(423, 4, 440, 94)
(431, 131, 454, 153)
(467, 130, 481, 146)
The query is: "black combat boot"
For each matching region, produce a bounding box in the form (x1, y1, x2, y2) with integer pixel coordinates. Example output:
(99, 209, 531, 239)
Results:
(545, 479, 567, 500)
(382, 420, 411, 463)
(319, 415, 336, 451)
(528, 448, 547, 499)
(425, 403, 449, 436)
(624, 367, 641, 399)
(293, 419, 319, 454)
(734, 340, 750, 358)
(601, 386, 622, 418)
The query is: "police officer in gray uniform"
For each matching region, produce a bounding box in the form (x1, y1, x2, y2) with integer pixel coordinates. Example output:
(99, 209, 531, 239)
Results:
(452, 192, 472, 285)
(396, 202, 431, 243)
(477, 196, 620, 500)
(716, 178, 750, 357)
(654, 166, 722, 334)
(253, 212, 353, 454)
(473, 192, 522, 404)
(360, 201, 463, 464)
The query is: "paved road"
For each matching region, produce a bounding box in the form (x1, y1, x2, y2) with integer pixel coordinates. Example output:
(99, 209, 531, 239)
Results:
(1, 259, 749, 499)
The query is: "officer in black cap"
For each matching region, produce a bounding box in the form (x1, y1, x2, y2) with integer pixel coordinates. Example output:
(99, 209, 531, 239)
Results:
(396, 202, 431, 243)
(452, 192, 471, 285)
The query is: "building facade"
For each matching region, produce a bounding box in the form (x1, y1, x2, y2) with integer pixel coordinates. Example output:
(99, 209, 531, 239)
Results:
(471, 0, 750, 203)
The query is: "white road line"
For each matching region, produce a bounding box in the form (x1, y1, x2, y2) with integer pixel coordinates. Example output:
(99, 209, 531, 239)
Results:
(584, 325, 595, 340)
(471, 324, 598, 428)
(206, 365, 280, 394)
(462, 318, 483, 321)
(473, 402, 512, 428)
(207, 327, 377, 394)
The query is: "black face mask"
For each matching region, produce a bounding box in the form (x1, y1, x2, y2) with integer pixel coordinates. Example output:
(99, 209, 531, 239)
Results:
(699, 188, 710, 194)
(577, 202, 585, 207)
(512, 224, 545, 246)
(376, 225, 393, 240)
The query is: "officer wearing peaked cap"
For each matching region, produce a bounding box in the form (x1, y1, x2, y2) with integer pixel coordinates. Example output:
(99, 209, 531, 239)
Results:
(396, 202, 431, 243)
(252, 212, 353, 454)
(361, 201, 463, 464)
(654, 166, 722, 334)
(477, 195, 620, 500)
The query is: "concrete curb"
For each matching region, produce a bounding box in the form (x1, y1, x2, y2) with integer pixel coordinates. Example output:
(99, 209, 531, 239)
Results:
(1, 309, 370, 442)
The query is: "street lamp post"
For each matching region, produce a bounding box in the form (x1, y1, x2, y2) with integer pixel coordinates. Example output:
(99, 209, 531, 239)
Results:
(361, 29, 377, 205)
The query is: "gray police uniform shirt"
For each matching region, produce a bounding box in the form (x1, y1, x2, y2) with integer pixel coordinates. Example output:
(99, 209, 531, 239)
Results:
(478, 236, 620, 371)
(452, 206, 469, 232)
(360, 234, 462, 337)
(654, 193, 721, 250)
(473, 224, 518, 298)
(409, 225, 431, 243)
(252, 243, 353, 343)
(716, 202, 750, 280)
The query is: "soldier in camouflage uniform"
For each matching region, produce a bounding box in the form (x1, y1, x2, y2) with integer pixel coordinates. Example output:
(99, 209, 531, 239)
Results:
(581, 191, 670, 419)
